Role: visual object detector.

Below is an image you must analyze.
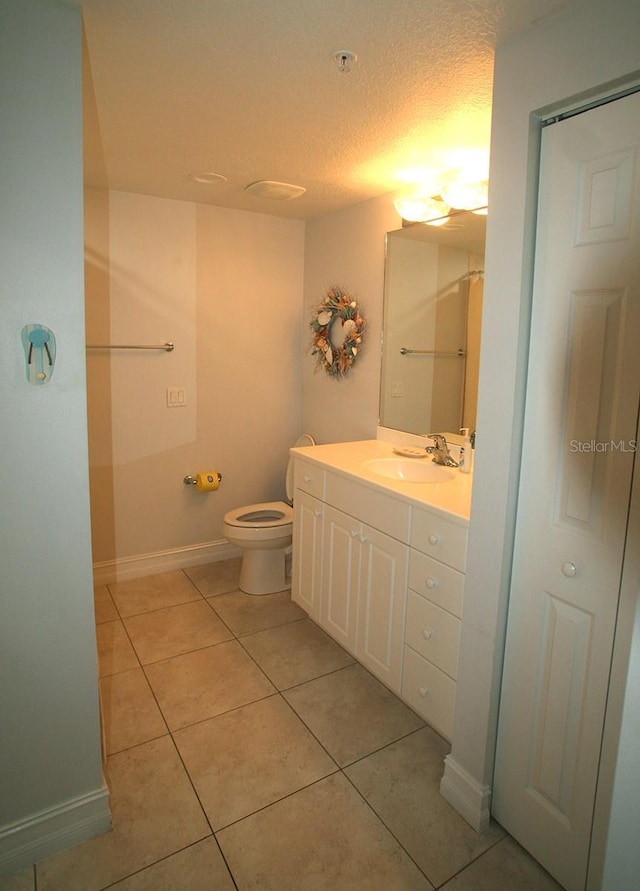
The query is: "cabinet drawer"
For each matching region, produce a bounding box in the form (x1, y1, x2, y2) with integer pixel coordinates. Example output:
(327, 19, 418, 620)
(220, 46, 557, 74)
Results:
(408, 550, 464, 619)
(405, 591, 460, 679)
(325, 472, 410, 541)
(401, 645, 456, 741)
(294, 458, 325, 500)
(410, 508, 467, 571)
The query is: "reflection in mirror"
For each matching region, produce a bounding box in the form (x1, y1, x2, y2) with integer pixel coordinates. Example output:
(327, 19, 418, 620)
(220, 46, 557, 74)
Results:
(380, 209, 486, 436)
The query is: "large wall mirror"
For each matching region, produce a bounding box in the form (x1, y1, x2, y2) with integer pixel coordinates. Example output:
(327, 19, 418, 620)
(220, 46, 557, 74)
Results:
(379, 208, 486, 436)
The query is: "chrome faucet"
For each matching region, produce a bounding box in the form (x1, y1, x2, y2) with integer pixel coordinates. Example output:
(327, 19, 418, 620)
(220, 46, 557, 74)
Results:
(425, 433, 459, 467)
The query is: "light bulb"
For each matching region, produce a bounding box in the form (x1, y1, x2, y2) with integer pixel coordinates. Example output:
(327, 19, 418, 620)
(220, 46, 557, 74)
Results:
(393, 195, 450, 223)
(440, 179, 488, 211)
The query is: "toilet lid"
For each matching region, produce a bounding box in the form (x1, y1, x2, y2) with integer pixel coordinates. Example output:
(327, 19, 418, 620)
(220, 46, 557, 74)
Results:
(285, 433, 316, 501)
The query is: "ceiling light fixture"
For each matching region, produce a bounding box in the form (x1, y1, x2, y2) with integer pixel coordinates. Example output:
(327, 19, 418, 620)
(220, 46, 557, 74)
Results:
(393, 195, 450, 224)
(244, 180, 306, 200)
(334, 50, 357, 73)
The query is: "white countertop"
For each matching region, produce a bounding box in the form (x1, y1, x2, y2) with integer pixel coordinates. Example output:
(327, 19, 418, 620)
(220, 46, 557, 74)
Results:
(291, 439, 473, 522)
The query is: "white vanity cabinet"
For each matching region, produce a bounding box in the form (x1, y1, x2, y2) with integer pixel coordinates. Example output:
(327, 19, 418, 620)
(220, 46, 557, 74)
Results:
(401, 508, 467, 740)
(322, 502, 408, 692)
(290, 443, 469, 742)
(320, 503, 359, 651)
(292, 461, 410, 693)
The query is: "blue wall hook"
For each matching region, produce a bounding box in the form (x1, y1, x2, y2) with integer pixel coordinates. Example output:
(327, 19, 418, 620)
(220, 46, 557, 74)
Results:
(21, 323, 57, 385)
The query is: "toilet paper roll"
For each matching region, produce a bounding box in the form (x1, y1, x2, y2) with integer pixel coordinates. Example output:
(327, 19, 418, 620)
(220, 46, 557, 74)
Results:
(195, 471, 221, 492)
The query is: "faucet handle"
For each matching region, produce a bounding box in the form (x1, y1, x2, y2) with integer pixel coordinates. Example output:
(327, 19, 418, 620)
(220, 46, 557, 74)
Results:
(427, 433, 447, 448)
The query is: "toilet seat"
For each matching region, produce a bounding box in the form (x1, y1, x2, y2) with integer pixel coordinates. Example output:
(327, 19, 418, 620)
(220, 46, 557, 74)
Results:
(222, 434, 315, 595)
(224, 500, 293, 529)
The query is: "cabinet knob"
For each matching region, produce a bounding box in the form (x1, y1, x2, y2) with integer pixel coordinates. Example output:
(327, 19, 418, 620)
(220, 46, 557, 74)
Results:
(561, 561, 577, 578)
(428, 533, 440, 545)
(359, 534, 367, 544)
(425, 577, 438, 589)
(418, 686, 430, 698)
(314, 509, 322, 519)
(422, 627, 435, 640)
(304, 475, 313, 483)
(351, 529, 359, 539)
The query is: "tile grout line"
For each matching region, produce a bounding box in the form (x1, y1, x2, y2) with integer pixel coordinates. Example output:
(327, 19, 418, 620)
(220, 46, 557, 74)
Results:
(340, 765, 438, 889)
(99, 570, 247, 888)
(164, 731, 239, 890)
(94, 563, 499, 890)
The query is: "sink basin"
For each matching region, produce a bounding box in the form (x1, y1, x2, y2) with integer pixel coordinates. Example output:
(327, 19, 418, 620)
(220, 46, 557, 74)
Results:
(363, 457, 455, 483)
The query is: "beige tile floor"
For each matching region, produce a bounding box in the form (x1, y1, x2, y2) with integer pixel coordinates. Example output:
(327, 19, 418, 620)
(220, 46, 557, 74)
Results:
(2, 559, 563, 891)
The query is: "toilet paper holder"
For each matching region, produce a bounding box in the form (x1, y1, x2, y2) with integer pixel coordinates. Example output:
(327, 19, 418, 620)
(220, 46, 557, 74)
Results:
(184, 472, 223, 485)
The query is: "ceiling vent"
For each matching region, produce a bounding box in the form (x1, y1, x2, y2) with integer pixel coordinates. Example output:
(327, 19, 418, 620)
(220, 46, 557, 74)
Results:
(244, 180, 306, 200)
(188, 172, 227, 184)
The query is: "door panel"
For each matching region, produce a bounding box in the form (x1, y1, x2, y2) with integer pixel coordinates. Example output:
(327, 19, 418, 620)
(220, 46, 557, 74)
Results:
(558, 288, 624, 530)
(357, 527, 408, 692)
(321, 505, 359, 652)
(493, 91, 640, 891)
(528, 593, 593, 818)
(292, 491, 323, 620)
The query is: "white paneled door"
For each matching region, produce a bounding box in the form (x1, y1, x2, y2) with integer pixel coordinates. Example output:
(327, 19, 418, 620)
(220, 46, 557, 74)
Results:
(493, 91, 640, 890)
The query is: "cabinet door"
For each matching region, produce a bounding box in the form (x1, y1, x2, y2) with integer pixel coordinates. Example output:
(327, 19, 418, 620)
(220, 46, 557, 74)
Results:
(292, 490, 323, 620)
(357, 525, 408, 693)
(321, 504, 360, 654)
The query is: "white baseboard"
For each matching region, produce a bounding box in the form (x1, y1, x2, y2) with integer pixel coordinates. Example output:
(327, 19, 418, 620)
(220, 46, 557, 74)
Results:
(93, 539, 241, 585)
(440, 754, 492, 833)
(0, 784, 111, 879)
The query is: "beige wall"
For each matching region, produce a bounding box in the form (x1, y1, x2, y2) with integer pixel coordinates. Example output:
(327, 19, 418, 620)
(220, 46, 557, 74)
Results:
(86, 186, 404, 572)
(302, 194, 401, 444)
(85, 187, 115, 562)
(85, 189, 304, 571)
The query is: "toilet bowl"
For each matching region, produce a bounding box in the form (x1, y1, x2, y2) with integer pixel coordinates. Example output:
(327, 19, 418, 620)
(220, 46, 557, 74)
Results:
(222, 434, 315, 595)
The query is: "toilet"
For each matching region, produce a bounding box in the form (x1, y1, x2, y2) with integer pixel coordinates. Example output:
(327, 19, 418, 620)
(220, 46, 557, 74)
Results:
(222, 434, 316, 595)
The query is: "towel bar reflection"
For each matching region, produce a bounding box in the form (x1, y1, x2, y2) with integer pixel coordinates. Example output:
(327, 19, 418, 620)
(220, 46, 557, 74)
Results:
(86, 342, 174, 352)
(400, 347, 465, 357)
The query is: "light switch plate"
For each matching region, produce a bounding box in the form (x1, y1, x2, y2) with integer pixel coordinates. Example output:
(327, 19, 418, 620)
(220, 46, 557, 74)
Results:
(166, 387, 186, 407)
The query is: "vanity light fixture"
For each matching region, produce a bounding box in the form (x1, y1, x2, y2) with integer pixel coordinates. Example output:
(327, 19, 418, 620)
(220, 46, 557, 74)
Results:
(392, 195, 450, 224)
(394, 173, 489, 222)
(439, 178, 488, 212)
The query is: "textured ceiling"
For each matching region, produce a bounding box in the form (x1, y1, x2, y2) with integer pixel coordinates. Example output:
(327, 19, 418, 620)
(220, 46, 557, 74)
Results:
(81, 0, 578, 219)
